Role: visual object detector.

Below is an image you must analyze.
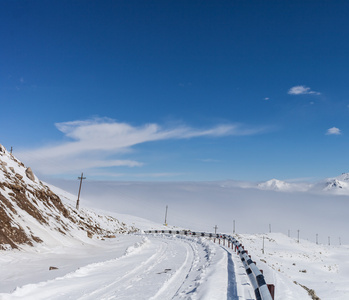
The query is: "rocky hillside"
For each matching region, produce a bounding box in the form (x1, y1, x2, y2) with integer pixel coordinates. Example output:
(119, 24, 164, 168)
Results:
(0, 144, 137, 250)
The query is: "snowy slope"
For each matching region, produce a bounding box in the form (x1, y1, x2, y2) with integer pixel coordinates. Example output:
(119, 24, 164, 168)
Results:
(0, 144, 137, 250)
(47, 182, 180, 233)
(237, 233, 349, 300)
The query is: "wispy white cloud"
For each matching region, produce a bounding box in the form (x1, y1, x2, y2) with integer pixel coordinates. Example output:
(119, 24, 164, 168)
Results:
(17, 117, 266, 176)
(326, 127, 341, 135)
(288, 85, 321, 95)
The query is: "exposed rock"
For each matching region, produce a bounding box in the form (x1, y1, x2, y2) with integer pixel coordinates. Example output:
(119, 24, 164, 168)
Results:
(25, 167, 36, 182)
(104, 234, 116, 238)
(49, 266, 58, 270)
(0, 193, 31, 249)
(294, 281, 321, 300)
(15, 174, 23, 181)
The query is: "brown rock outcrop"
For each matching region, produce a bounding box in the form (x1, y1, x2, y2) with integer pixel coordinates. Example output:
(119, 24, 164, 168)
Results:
(25, 167, 35, 182)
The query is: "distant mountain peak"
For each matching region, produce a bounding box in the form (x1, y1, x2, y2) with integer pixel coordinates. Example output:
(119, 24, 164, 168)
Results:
(322, 173, 349, 192)
(257, 179, 291, 191)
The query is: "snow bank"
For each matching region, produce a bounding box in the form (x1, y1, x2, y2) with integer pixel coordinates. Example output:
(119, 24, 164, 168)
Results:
(237, 232, 349, 300)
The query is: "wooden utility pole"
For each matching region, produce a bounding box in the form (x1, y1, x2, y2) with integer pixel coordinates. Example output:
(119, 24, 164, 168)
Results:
(76, 172, 86, 210)
(214, 225, 218, 234)
(297, 230, 300, 243)
(164, 205, 168, 226)
(262, 236, 265, 254)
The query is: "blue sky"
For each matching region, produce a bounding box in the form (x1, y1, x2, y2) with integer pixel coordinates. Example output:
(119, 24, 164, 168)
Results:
(1, 0, 349, 182)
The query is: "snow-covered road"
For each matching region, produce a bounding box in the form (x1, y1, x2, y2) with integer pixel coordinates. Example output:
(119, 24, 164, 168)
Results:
(0, 235, 255, 300)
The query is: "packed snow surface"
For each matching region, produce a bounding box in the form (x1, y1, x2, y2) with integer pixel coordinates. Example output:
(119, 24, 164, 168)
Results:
(0, 234, 259, 300)
(3, 231, 349, 299)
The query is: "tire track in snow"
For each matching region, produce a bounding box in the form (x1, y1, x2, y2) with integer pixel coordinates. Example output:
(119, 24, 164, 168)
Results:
(82, 235, 205, 300)
(149, 236, 199, 299)
(221, 248, 238, 300)
(0, 235, 242, 300)
(149, 234, 241, 300)
(79, 238, 170, 299)
(0, 237, 162, 300)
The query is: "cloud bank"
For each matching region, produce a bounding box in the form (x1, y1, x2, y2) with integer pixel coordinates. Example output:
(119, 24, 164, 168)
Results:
(17, 118, 265, 176)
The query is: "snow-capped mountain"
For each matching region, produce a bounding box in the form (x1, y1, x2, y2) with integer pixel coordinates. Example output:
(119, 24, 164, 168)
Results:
(335, 173, 349, 181)
(324, 179, 346, 190)
(256, 174, 349, 194)
(257, 179, 292, 191)
(320, 173, 349, 194)
(256, 178, 311, 192)
(0, 144, 137, 250)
